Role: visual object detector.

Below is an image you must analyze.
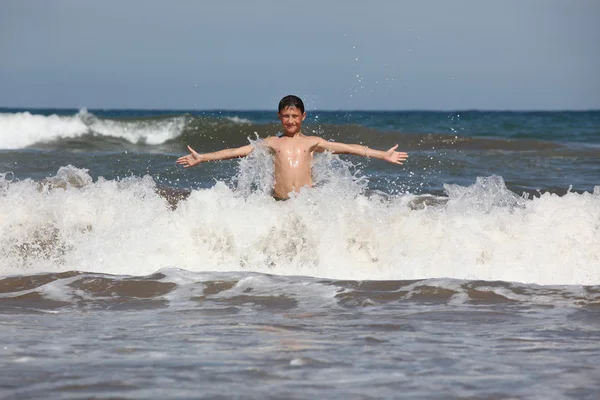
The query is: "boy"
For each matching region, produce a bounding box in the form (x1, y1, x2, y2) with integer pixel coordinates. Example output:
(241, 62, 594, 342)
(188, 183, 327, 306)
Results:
(176, 95, 408, 200)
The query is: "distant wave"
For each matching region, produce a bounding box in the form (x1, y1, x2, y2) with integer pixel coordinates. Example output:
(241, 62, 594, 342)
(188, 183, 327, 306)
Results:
(0, 109, 186, 149)
(3, 109, 600, 159)
(225, 116, 252, 124)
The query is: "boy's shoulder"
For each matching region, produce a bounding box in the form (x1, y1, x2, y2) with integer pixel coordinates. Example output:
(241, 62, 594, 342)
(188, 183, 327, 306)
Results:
(299, 133, 326, 143)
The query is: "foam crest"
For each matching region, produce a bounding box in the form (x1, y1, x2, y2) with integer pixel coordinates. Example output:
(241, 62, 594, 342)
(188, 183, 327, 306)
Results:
(225, 116, 252, 124)
(444, 175, 526, 213)
(0, 111, 89, 148)
(86, 112, 185, 145)
(0, 165, 598, 285)
(0, 110, 185, 149)
(195, 273, 340, 310)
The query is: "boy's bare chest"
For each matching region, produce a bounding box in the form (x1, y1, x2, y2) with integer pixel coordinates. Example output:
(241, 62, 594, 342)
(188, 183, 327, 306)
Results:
(272, 139, 313, 159)
(271, 140, 313, 169)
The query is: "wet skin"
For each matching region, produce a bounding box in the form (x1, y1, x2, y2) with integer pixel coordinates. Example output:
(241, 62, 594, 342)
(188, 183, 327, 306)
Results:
(176, 106, 408, 199)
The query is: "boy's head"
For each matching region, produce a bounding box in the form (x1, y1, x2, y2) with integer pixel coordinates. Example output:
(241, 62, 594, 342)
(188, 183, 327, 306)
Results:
(277, 95, 306, 136)
(278, 95, 305, 113)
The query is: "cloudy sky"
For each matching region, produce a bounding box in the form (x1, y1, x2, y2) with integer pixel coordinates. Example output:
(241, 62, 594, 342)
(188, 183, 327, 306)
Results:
(1, 0, 599, 110)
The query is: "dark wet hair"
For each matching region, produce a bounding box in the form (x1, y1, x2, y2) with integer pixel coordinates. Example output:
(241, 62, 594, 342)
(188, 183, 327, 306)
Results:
(278, 95, 305, 113)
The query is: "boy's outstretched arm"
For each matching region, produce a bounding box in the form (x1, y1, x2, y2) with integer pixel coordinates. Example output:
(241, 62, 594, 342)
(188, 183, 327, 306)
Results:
(314, 140, 408, 165)
(176, 144, 253, 168)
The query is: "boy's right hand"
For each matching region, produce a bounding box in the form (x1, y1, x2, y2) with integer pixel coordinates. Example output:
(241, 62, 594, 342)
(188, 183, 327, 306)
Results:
(176, 145, 205, 168)
(383, 144, 408, 165)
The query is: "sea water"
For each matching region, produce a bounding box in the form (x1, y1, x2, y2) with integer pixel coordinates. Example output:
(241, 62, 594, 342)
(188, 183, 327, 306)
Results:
(0, 108, 599, 398)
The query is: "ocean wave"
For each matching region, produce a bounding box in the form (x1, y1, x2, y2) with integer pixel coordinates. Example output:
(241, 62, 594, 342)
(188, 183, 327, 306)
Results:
(0, 109, 186, 149)
(4, 109, 600, 160)
(1, 269, 597, 313)
(0, 165, 598, 286)
(225, 116, 253, 124)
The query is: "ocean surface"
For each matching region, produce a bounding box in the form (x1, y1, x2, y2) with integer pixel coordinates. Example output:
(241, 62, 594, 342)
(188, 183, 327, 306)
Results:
(1, 107, 599, 399)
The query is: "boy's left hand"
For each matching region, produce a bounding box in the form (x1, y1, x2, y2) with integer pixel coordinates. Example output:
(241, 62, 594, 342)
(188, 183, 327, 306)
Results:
(384, 145, 408, 165)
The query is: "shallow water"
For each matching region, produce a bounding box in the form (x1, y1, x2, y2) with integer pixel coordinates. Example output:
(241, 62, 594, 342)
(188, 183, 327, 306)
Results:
(1, 270, 599, 399)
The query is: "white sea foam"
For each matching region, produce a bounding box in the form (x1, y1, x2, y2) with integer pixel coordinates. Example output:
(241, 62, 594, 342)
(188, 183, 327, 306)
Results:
(0, 163, 598, 285)
(0, 110, 185, 149)
(0, 111, 89, 148)
(225, 116, 252, 125)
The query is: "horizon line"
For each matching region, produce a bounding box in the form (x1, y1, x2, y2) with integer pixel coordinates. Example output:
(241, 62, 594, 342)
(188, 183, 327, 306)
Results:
(1, 106, 599, 113)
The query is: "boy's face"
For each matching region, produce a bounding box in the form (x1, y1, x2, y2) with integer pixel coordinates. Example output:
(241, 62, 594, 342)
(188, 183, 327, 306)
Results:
(277, 106, 306, 136)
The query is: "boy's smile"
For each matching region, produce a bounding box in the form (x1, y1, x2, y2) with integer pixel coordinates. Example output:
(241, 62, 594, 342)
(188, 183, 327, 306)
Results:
(277, 106, 306, 136)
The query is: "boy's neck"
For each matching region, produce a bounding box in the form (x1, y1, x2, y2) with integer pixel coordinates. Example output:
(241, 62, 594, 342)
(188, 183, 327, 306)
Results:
(282, 131, 303, 138)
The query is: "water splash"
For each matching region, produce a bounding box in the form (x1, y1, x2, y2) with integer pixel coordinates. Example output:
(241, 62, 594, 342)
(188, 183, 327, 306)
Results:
(0, 165, 598, 285)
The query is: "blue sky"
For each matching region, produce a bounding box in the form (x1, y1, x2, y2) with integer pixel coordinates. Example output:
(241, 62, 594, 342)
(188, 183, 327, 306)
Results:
(1, 0, 599, 110)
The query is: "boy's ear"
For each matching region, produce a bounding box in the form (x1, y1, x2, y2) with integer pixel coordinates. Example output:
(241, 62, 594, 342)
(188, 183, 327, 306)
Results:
(302, 112, 306, 120)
